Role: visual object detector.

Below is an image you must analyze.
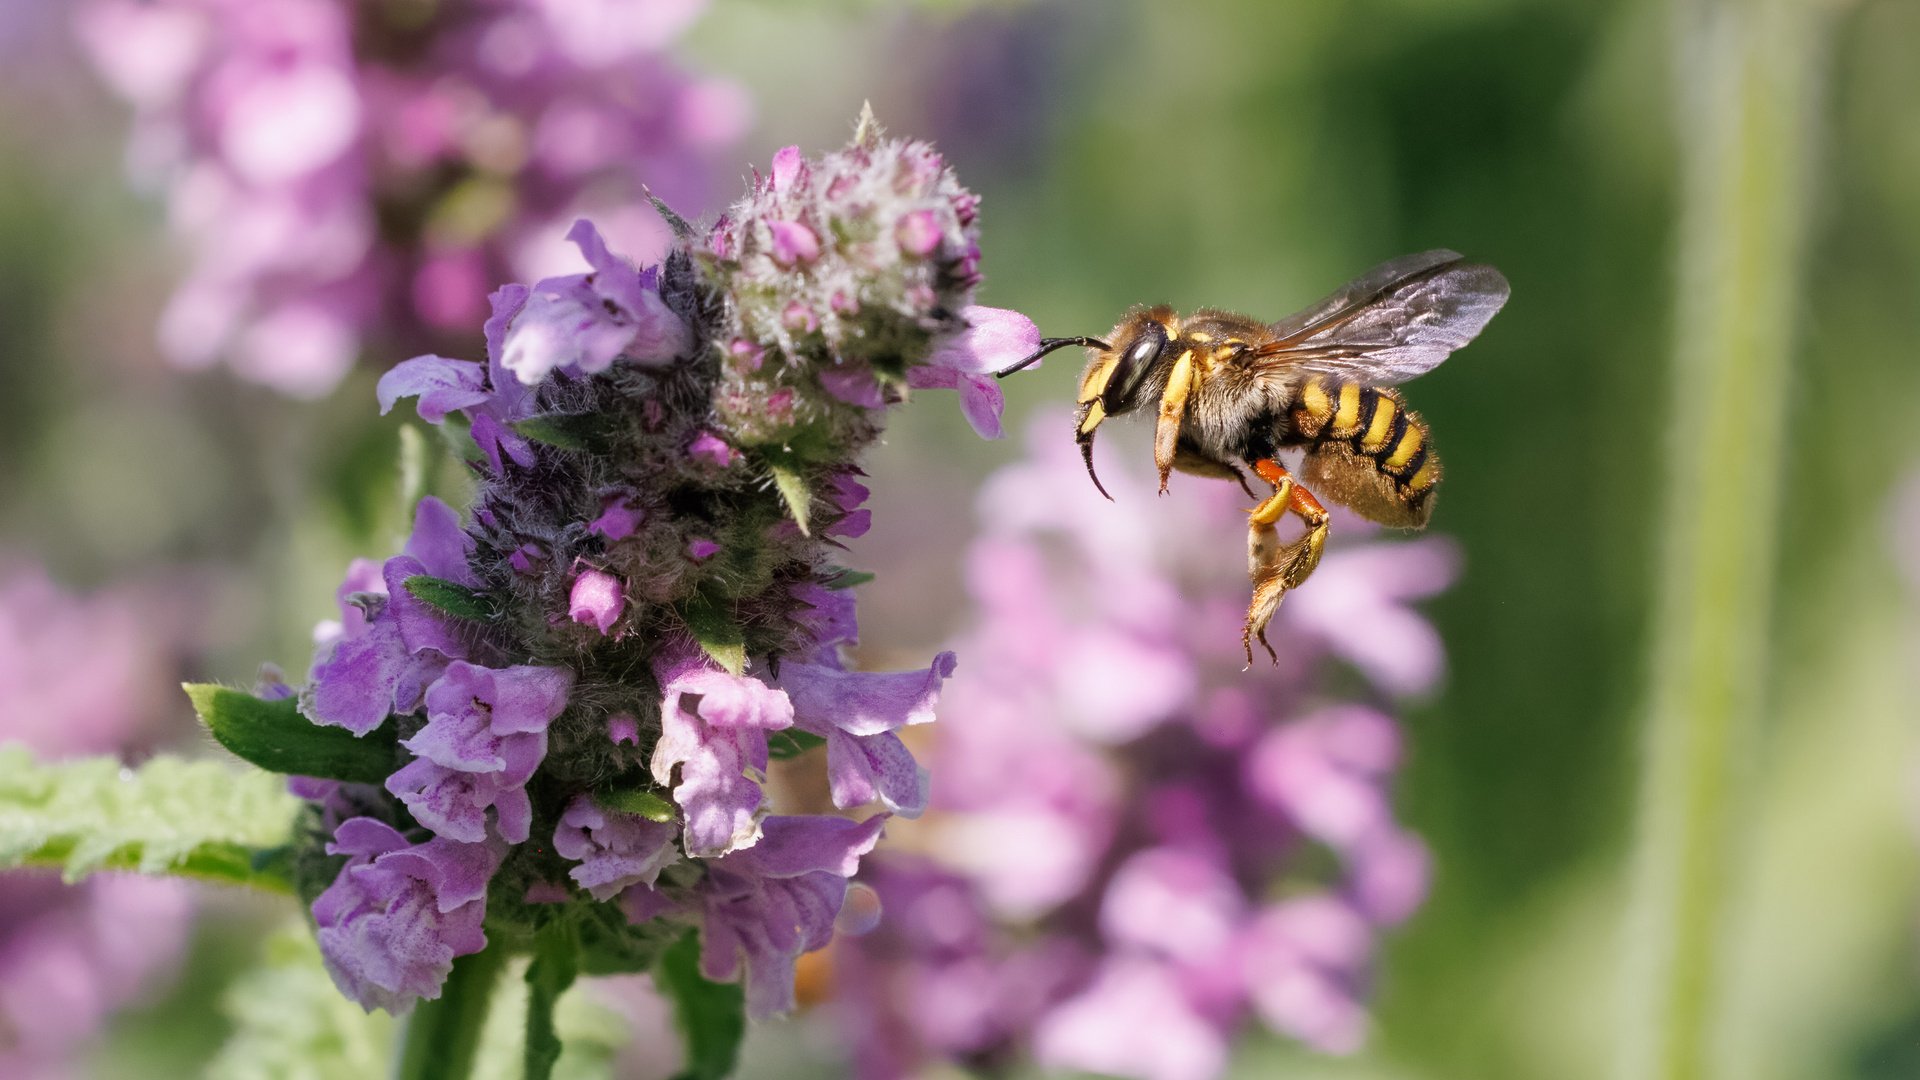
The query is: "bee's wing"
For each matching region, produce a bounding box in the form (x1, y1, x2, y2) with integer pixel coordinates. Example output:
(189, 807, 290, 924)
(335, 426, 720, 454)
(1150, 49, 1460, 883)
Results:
(1252, 251, 1510, 385)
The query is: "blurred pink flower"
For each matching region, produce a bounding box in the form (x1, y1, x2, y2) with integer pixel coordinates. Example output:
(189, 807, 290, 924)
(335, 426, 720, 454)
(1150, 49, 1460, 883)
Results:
(0, 561, 198, 1077)
(832, 409, 1455, 1078)
(0, 563, 166, 759)
(76, 0, 748, 397)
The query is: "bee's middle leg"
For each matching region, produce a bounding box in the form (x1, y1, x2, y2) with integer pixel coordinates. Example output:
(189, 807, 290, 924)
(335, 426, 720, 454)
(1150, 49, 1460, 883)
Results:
(1243, 459, 1331, 667)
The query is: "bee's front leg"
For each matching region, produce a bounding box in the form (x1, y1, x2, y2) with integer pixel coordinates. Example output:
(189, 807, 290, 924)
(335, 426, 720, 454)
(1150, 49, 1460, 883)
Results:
(1242, 459, 1331, 667)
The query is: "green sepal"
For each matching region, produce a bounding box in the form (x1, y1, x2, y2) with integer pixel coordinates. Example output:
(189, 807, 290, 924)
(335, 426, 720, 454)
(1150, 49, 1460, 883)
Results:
(768, 462, 811, 536)
(766, 730, 826, 760)
(646, 188, 696, 241)
(524, 919, 581, 1080)
(403, 575, 496, 622)
(593, 786, 676, 822)
(656, 930, 745, 1080)
(818, 566, 875, 590)
(511, 413, 615, 454)
(677, 586, 746, 676)
(186, 684, 398, 784)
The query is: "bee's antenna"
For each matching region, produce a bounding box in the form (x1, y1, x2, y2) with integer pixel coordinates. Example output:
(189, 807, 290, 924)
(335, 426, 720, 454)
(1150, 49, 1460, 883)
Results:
(994, 337, 1110, 379)
(1080, 439, 1114, 501)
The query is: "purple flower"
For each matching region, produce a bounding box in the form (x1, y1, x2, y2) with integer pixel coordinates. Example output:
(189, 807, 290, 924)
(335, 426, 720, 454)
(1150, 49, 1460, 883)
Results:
(907, 306, 1041, 440)
(569, 568, 626, 635)
(775, 652, 955, 817)
(694, 814, 886, 1017)
(588, 494, 644, 541)
(649, 644, 795, 857)
(385, 662, 574, 843)
(313, 817, 501, 1013)
(553, 795, 680, 901)
(303, 497, 475, 735)
(498, 220, 689, 385)
(688, 431, 739, 468)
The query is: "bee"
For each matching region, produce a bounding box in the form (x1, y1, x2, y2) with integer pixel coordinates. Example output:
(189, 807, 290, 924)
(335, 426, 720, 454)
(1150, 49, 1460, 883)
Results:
(995, 250, 1510, 665)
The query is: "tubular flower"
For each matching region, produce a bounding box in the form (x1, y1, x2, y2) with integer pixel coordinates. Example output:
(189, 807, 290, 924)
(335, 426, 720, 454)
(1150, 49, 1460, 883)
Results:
(828, 411, 1457, 1080)
(240, 124, 1022, 1023)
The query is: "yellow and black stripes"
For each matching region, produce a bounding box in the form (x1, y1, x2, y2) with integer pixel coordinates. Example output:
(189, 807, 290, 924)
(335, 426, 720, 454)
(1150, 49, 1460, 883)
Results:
(1289, 379, 1439, 495)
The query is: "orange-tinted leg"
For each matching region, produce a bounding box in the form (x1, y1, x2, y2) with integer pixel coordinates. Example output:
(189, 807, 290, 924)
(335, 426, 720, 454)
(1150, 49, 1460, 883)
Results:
(1243, 459, 1331, 667)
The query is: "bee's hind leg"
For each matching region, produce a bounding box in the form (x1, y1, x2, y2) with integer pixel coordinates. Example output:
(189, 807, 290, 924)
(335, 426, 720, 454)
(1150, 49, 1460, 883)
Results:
(1242, 459, 1330, 667)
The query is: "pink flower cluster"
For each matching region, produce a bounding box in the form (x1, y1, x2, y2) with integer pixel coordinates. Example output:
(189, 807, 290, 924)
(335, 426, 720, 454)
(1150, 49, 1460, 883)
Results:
(831, 412, 1458, 1080)
(75, 0, 749, 397)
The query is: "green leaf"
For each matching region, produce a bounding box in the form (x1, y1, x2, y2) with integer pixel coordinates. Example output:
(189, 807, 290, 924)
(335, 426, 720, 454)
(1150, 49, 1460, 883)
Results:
(818, 566, 875, 591)
(0, 747, 299, 889)
(656, 930, 745, 1080)
(404, 575, 496, 622)
(766, 730, 826, 761)
(187, 684, 398, 784)
(677, 586, 746, 676)
(525, 919, 581, 1080)
(511, 414, 614, 453)
(593, 786, 676, 822)
(768, 462, 811, 536)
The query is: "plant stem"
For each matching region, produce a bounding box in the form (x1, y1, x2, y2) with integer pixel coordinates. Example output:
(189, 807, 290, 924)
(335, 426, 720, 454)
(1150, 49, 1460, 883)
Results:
(396, 945, 507, 1080)
(1617, 1, 1831, 1078)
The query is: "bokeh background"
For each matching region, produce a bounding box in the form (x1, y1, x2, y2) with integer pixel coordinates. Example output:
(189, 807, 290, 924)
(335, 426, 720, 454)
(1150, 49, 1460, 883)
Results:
(0, 0, 1917, 1077)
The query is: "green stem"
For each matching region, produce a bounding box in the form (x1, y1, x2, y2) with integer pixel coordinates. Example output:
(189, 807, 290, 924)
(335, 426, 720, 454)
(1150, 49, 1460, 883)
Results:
(1618, 1, 1831, 1078)
(397, 945, 507, 1080)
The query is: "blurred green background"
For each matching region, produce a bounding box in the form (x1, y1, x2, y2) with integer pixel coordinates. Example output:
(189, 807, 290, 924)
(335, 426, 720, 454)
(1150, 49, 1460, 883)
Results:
(1, 0, 1917, 1077)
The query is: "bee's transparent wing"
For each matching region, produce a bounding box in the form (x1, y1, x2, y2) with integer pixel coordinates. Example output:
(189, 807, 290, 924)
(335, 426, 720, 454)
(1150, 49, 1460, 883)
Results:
(1253, 251, 1510, 385)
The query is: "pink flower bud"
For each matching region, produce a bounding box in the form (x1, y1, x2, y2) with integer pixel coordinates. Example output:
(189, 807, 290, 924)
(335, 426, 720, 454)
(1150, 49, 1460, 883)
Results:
(894, 209, 943, 257)
(783, 301, 820, 333)
(569, 569, 624, 634)
(767, 219, 820, 265)
(688, 538, 721, 559)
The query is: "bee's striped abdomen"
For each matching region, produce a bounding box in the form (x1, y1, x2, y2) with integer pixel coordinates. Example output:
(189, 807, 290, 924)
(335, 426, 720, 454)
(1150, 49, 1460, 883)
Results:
(1289, 378, 1440, 528)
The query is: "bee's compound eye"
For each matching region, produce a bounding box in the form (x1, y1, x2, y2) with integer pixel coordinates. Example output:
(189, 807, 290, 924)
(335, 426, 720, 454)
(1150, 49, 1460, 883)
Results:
(1103, 322, 1168, 412)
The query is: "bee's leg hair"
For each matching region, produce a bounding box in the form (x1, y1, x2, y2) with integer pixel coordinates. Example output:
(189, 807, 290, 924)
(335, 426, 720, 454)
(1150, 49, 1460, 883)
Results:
(1242, 459, 1331, 667)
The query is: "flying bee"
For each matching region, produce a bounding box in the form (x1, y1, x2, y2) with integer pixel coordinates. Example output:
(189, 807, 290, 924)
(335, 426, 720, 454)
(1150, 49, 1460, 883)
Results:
(995, 250, 1510, 666)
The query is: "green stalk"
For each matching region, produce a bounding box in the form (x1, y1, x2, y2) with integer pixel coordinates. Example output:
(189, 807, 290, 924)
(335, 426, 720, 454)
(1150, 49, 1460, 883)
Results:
(1617, 1, 1831, 1078)
(396, 945, 507, 1080)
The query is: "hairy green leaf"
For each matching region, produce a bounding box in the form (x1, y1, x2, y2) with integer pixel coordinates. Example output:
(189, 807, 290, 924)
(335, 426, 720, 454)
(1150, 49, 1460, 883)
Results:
(677, 587, 746, 676)
(0, 747, 299, 888)
(187, 685, 398, 784)
(593, 786, 676, 822)
(404, 575, 496, 621)
(765, 730, 826, 760)
(525, 920, 581, 1080)
(768, 462, 811, 536)
(656, 931, 745, 1080)
(511, 414, 614, 454)
(818, 566, 875, 590)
